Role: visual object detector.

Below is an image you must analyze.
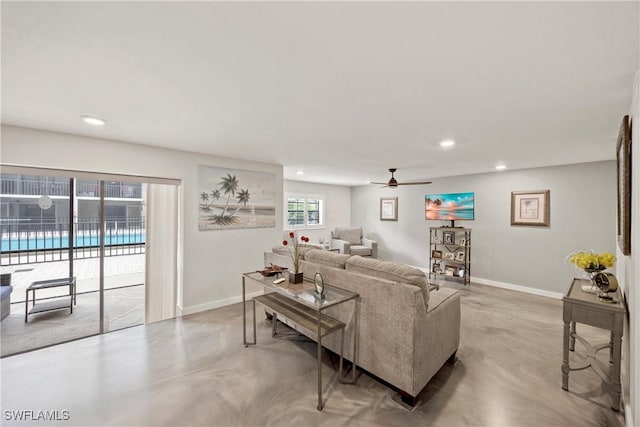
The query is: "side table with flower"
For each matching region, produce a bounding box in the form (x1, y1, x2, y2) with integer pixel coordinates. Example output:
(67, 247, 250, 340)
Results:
(568, 251, 617, 294)
(282, 231, 310, 284)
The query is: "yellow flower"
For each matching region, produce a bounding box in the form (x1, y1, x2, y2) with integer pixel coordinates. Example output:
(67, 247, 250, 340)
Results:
(568, 251, 616, 270)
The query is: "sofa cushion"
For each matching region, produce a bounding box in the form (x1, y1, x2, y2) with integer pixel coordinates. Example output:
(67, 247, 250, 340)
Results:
(304, 249, 351, 269)
(0, 285, 12, 299)
(272, 243, 323, 257)
(345, 256, 429, 303)
(334, 227, 362, 245)
(350, 245, 372, 257)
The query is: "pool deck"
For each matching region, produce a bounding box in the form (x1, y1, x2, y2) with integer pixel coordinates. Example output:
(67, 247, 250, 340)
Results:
(0, 253, 144, 302)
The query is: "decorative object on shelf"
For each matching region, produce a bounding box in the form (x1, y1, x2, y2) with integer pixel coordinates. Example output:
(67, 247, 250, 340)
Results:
(568, 251, 616, 294)
(616, 115, 631, 256)
(314, 272, 325, 297)
(457, 268, 465, 278)
(432, 250, 442, 258)
(282, 231, 310, 284)
(432, 264, 442, 274)
(510, 190, 550, 226)
(455, 251, 465, 261)
(457, 238, 466, 246)
(444, 265, 457, 276)
(443, 231, 455, 244)
(443, 252, 455, 260)
(380, 197, 398, 221)
(198, 165, 276, 231)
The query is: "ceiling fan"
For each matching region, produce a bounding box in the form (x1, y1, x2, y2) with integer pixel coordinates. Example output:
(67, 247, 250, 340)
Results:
(371, 168, 432, 188)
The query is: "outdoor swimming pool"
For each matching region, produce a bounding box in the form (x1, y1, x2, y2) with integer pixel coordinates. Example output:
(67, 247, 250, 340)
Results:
(1, 233, 146, 252)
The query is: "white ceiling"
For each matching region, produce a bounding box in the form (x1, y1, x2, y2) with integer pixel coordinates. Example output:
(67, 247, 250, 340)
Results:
(2, 2, 638, 186)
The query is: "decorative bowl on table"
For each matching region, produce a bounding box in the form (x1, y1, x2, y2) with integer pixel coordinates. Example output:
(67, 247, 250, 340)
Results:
(259, 265, 287, 277)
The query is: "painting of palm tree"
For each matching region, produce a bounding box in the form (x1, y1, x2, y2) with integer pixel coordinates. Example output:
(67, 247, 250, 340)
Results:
(198, 165, 276, 230)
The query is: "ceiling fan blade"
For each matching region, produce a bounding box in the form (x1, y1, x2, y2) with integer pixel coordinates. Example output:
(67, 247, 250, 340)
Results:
(397, 181, 432, 185)
(370, 182, 388, 185)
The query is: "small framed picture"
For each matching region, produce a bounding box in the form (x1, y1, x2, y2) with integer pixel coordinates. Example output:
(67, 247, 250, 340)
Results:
(443, 252, 455, 260)
(511, 190, 550, 226)
(432, 250, 442, 259)
(455, 251, 465, 262)
(432, 263, 442, 274)
(443, 231, 455, 244)
(380, 197, 398, 221)
(457, 238, 466, 246)
(444, 265, 458, 277)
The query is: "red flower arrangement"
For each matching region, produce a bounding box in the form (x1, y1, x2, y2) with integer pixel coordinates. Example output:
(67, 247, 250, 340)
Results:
(282, 231, 309, 275)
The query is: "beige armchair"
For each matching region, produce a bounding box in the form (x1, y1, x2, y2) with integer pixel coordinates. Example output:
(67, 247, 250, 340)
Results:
(331, 227, 378, 258)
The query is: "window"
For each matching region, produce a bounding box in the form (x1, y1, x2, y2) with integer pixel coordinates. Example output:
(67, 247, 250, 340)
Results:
(286, 194, 324, 228)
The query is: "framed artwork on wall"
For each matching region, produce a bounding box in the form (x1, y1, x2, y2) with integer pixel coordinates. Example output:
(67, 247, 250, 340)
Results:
(380, 197, 398, 221)
(198, 165, 276, 231)
(616, 115, 631, 255)
(510, 190, 550, 226)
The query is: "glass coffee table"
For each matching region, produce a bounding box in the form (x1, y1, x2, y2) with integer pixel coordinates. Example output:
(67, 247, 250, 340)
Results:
(242, 271, 359, 411)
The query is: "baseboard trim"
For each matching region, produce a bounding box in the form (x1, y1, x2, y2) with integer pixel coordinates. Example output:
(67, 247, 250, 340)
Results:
(624, 403, 633, 427)
(413, 265, 563, 300)
(180, 291, 263, 316)
(470, 276, 563, 300)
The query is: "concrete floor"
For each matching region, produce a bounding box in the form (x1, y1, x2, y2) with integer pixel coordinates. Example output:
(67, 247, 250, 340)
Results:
(0, 283, 626, 426)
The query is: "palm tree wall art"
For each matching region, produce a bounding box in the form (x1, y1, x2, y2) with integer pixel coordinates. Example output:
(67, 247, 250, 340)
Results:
(198, 165, 276, 230)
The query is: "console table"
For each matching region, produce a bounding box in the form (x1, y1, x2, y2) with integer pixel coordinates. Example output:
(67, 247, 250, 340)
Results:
(561, 278, 626, 411)
(242, 271, 359, 411)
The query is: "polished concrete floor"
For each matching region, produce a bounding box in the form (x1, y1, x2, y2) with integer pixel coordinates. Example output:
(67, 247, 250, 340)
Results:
(0, 283, 626, 426)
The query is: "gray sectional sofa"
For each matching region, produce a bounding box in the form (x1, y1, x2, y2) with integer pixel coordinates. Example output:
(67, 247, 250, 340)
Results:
(264, 248, 460, 406)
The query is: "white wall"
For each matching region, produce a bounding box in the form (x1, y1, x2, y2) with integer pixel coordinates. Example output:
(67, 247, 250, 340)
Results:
(283, 180, 351, 244)
(618, 71, 639, 427)
(0, 125, 283, 313)
(351, 161, 616, 295)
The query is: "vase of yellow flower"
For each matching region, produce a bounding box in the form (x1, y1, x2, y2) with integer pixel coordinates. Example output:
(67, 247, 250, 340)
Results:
(568, 251, 616, 293)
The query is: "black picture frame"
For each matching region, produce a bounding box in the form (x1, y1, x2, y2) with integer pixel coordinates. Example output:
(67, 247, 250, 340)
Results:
(616, 115, 632, 256)
(443, 231, 455, 244)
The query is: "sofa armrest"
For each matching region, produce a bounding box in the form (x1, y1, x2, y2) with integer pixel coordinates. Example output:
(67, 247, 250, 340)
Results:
(331, 238, 350, 254)
(362, 239, 378, 258)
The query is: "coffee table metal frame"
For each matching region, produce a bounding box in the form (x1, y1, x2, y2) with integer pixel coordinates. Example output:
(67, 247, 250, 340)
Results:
(242, 271, 359, 411)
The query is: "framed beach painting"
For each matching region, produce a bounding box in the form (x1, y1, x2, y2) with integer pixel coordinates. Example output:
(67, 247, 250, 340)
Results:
(198, 165, 276, 230)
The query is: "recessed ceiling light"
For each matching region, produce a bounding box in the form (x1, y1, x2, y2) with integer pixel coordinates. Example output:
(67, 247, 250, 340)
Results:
(296, 170, 304, 175)
(439, 139, 455, 148)
(495, 164, 507, 170)
(81, 115, 106, 126)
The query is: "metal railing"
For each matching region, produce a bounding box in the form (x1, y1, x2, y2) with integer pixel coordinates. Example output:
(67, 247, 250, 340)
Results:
(0, 178, 142, 199)
(0, 217, 146, 266)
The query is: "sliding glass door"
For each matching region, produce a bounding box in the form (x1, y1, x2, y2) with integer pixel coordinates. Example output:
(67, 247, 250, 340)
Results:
(0, 170, 147, 356)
